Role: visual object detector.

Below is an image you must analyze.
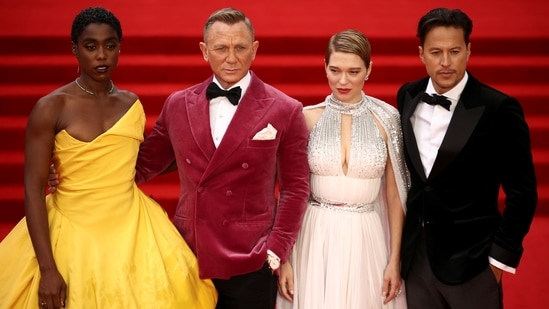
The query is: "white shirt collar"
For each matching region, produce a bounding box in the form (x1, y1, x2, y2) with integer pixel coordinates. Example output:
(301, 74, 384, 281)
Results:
(212, 71, 251, 104)
(425, 71, 469, 103)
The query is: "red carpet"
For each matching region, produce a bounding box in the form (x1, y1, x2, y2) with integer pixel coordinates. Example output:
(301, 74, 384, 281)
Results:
(1, 1, 548, 308)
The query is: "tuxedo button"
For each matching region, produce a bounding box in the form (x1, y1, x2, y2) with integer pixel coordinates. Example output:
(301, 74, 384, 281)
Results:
(197, 187, 205, 193)
(242, 163, 249, 169)
(185, 158, 191, 164)
(225, 190, 233, 197)
(424, 186, 431, 192)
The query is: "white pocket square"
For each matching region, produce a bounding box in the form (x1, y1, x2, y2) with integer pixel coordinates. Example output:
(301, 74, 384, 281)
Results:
(252, 123, 277, 140)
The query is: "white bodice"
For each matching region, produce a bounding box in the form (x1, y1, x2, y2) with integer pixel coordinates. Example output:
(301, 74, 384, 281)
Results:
(307, 95, 388, 204)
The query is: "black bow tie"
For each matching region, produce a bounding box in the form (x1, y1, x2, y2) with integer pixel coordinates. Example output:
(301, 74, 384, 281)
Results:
(421, 93, 451, 111)
(206, 82, 242, 106)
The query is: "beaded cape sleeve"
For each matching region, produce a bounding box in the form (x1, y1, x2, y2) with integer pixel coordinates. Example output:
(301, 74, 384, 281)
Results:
(304, 94, 410, 210)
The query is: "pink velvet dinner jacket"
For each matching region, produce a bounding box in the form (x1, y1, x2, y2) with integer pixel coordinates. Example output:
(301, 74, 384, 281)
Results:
(135, 72, 310, 279)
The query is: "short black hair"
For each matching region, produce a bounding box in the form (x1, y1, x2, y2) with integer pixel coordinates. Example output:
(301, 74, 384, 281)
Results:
(71, 7, 122, 44)
(417, 8, 473, 46)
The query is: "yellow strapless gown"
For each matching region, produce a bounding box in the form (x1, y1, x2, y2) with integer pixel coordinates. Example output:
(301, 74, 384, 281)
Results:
(0, 100, 217, 308)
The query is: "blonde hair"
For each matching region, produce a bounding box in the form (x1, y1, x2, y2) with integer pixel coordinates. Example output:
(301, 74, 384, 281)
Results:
(325, 29, 371, 68)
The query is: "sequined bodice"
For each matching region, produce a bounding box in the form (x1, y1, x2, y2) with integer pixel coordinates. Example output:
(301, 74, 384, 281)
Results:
(307, 95, 388, 204)
(308, 95, 387, 179)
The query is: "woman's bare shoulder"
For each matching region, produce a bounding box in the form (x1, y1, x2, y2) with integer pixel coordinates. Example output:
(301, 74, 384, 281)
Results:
(116, 89, 139, 103)
(33, 83, 75, 111)
(303, 103, 326, 132)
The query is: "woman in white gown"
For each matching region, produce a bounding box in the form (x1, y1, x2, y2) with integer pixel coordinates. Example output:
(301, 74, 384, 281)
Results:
(277, 30, 409, 309)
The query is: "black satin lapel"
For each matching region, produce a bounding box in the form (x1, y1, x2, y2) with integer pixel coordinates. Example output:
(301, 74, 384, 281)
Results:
(402, 92, 428, 181)
(429, 101, 485, 178)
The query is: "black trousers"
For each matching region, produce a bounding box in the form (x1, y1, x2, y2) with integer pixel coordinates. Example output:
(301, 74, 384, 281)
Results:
(406, 230, 503, 309)
(212, 262, 278, 309)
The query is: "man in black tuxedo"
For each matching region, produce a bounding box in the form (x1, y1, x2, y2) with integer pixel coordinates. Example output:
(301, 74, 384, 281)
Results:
(397, 8, 537, 308)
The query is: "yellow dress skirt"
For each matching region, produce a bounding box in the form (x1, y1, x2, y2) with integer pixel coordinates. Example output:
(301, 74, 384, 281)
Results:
(0, 101, 217, 308)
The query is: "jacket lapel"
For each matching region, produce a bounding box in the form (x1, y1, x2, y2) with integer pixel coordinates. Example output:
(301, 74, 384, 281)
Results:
(429, 77, 485, 179)
(187, 81, 217, 161)
(202, 73, 274, 179)
(402, 91, 428, 181)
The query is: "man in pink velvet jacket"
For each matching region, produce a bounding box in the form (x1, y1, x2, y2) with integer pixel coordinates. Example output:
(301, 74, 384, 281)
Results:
(135, 8, 309, 309)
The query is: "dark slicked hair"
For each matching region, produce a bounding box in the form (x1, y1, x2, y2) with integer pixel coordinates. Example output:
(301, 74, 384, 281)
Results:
(417, 8, 473, 46)
(203, 8, 254, 42)
(71, 7, 122, 44)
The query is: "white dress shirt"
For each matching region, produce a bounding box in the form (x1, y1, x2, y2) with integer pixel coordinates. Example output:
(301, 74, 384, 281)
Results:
(410, 72, 515, 274)
(209, 72, 251, 147)
(410, 73, 467, 177)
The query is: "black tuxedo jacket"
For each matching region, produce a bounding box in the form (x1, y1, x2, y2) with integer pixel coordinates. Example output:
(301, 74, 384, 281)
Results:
(398, 73, 537, 285)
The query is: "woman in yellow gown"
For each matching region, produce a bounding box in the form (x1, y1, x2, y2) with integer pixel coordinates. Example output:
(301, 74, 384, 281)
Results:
(0, 7, 217, 309)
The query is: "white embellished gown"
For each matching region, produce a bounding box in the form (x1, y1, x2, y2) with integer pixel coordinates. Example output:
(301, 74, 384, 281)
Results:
(278, 94, 409, 309)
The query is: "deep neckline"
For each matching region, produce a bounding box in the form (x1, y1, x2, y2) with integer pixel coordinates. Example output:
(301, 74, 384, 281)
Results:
(59, 99, 140, 144)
